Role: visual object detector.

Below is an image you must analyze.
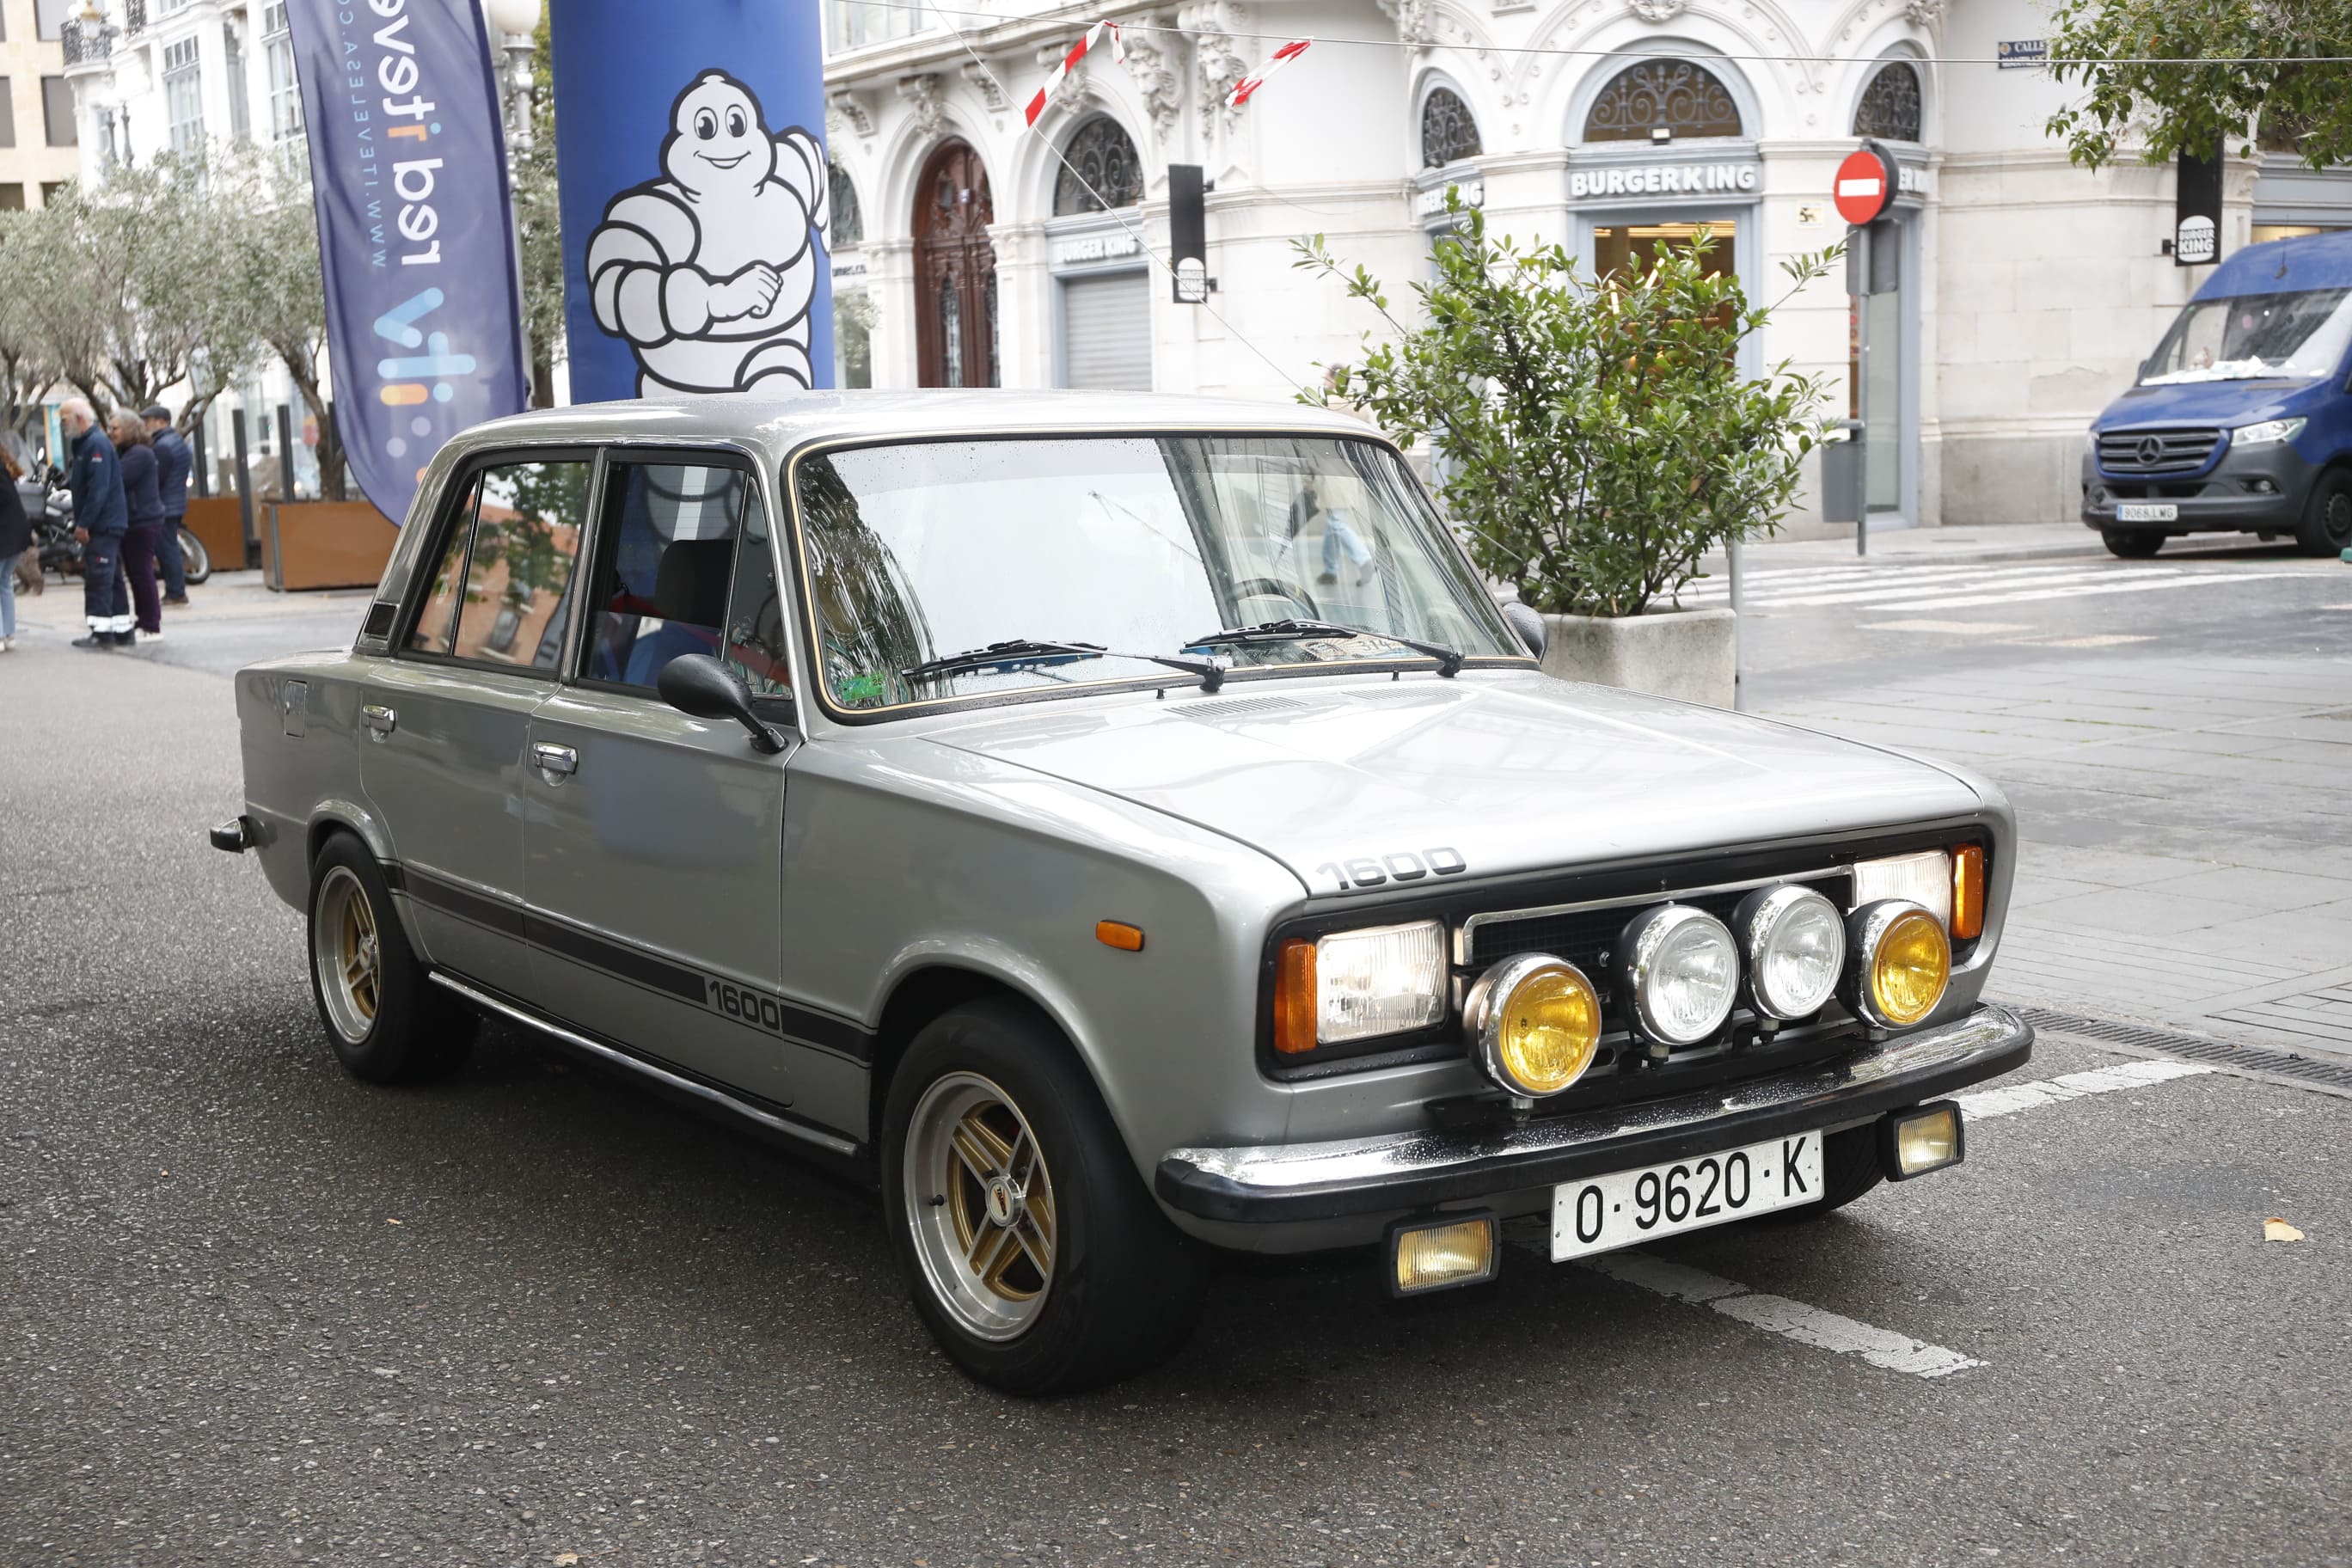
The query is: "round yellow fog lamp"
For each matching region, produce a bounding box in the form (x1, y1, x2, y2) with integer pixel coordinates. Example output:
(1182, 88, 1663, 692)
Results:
(1847, 900, 1951, 1029)
(1467, 953, 1602, 1097)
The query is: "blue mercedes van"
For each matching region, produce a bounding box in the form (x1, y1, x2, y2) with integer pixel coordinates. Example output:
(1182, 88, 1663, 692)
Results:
(2081, 229, 2352, 558)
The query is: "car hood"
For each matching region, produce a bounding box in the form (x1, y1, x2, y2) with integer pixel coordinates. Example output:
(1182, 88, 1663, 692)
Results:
(923, 674, 1984, 891)
(2096, 376, 2320, 430)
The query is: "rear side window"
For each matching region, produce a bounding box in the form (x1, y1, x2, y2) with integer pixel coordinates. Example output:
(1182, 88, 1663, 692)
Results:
(402, 458, 591, 670)
(580, 461, 782, 693)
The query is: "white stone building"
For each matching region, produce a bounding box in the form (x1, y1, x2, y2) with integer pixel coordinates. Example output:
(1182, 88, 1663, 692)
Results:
(823, 0, 2352, 530)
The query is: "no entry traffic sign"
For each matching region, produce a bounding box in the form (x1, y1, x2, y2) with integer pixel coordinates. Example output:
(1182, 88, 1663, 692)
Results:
(1834, 144, 1896, 226)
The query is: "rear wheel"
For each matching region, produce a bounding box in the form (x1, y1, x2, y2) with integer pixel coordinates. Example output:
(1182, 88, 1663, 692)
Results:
(2101, 528, 2164, 559)
(176, 526, 211, 585)
(882, 998, 1207, 1394)
(306, 832, 475, 1083)
(2295, 469, 2352, 558)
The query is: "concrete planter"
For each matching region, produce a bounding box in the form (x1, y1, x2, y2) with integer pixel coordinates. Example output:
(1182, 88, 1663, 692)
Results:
(1537, 606, 1736, 708)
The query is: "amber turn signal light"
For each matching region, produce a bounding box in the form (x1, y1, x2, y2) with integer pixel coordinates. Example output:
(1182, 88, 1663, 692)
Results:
(1095, 920, 1146, 952)
(1951, 844, 1986, 940)
(1273, 938, 1318, 1054)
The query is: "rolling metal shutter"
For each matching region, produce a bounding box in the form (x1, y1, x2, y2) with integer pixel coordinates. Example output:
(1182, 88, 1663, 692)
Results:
(1060, 271, 1152, 391)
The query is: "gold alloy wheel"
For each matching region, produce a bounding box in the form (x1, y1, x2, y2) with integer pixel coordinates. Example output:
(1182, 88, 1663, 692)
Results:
(312, 866, 383, 1044)
(903, 1071, 1058, 1342)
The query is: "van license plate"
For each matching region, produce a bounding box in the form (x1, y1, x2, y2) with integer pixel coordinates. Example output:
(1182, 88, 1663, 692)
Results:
(1552, 1132, 1828, 1260)
(2116, 502, 2177, 523)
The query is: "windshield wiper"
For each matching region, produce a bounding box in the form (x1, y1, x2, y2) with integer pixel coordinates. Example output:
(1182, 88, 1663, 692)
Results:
(1186, 619, 1464, 678)
(901, 638, 1226, 693)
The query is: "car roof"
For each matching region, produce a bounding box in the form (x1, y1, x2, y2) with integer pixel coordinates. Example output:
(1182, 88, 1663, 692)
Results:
(446, 389, 1384, 465)
(2192, 227, 2352, 301)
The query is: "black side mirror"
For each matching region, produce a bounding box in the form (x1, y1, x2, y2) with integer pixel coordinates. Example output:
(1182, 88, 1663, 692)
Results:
(657, 653, 788, 755)
(1502, 601, 1547, 660)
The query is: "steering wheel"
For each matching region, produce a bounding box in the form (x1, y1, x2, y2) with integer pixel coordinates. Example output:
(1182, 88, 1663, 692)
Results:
(1227, 577, 1320, 622)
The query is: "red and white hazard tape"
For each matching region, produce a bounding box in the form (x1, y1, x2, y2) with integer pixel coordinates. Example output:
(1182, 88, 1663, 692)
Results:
(1226, 38, 1312, 109)
(1024, 21, 1125, 126)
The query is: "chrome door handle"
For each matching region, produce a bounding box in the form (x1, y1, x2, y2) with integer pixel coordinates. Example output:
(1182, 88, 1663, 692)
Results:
(531, 742, 579, 776)
(361, 704, 397, 736)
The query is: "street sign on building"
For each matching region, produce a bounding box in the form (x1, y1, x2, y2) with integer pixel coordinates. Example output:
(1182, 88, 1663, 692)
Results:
(2176, 144, 2223, 267)
(1997, 40, 2048, 69)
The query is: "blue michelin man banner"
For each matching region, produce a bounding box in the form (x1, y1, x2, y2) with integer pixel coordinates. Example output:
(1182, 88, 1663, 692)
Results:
(552, 0, 832, 401)
(283, 0, 528, 526)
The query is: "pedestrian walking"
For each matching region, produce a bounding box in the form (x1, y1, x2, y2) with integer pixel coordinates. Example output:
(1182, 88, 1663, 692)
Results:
(111, 411, 167, 642)
(143, 405, 193, 605)
(0, 440, 30, 653)
(60, 397, 132, 650)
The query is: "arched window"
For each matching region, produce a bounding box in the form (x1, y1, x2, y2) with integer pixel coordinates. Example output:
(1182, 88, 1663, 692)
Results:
(1583, 59, 1743, 142)
(829, 162, 864, 247)
(1853, 62, 1922, 142)
(1420, 86, 1482, 168)
(1052, 117, 1142, 214)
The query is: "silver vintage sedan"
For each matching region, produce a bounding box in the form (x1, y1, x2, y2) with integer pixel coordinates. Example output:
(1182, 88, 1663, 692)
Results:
(219, 391, 2031, 1393)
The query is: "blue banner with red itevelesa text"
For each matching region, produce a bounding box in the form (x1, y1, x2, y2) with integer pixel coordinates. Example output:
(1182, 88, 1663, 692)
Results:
(283, 0, 528, 526)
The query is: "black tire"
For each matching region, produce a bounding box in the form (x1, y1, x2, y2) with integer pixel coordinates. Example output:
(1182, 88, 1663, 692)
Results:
(880, 997, 1208, 1395)
(176, 526, 211, 585)
(2295, 469, 2352, 559)
(2100, 528, 2164, 559)
(306, 832, 476, 1083)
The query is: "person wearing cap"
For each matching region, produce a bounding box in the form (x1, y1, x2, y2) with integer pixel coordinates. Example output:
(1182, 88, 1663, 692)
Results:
(143, 405, 193, 605)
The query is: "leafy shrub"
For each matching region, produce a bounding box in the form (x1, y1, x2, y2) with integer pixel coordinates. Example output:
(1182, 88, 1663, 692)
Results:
(1295, 193, 1838, 616)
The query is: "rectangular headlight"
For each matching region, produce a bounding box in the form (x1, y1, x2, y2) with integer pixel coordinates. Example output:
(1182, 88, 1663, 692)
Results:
(1280, 919, 1445, 1050)
(2233, 416, 2306, 448)
(1388, 1215, 1498, 1295)
(1854, 849, 1952, 928)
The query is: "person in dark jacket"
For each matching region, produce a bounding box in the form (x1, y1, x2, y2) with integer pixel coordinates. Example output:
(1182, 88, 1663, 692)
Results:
(0, 439, 30, 652)
(112, 410, 166, 640)
(144, 405, 193, 604)
(62, 398, 132, 649)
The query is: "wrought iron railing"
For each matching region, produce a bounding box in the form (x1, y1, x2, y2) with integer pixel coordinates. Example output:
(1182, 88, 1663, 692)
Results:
(125, 0, 149, 34)
(62, 21, 113, 65)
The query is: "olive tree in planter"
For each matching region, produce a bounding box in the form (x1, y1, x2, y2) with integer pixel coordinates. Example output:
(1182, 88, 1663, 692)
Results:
(1294, 195, 1838, 706)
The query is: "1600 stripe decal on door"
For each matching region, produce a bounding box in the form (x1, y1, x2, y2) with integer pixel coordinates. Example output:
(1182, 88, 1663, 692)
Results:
(1314, 847, 1467, 891)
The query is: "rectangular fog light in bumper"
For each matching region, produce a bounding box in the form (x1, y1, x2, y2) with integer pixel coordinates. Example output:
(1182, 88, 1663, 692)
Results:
(1388, 1215, 1498, 1296)
(1881, 1102, 1965, 1180)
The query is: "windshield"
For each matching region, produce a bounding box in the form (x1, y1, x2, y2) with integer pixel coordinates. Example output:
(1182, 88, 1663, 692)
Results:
(2140, 288, 2352, 384)
(793, 434, 1525, 714)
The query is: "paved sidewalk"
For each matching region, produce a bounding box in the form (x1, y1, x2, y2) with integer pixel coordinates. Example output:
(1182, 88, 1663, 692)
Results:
(1707, 519, 2341, 574)
(7, 567, 372, 634)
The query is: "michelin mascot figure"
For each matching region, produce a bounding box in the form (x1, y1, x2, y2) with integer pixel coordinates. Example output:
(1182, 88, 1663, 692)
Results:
(585, 71, 830, 395)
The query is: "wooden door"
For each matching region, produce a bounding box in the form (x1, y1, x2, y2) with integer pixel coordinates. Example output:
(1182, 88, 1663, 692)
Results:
(914, 140, 998, 389)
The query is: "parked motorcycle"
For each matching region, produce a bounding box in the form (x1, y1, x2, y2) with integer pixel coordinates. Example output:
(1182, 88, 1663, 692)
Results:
(22, 462, 211, 587)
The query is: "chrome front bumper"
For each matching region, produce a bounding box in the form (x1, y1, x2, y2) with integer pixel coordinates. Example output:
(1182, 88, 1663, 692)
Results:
(1155, 1004, 2032, 1222)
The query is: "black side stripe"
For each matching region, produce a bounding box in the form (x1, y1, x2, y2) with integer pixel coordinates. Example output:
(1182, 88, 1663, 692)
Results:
(396, 865, 875, 1062)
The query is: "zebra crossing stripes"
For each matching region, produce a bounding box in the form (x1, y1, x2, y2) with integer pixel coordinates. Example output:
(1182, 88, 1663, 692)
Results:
(1679, 560, 2314, 614)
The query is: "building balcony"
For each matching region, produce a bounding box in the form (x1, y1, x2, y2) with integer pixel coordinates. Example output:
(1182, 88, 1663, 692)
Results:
(61, 22, 114, 70)
(126, 0, 149, 34)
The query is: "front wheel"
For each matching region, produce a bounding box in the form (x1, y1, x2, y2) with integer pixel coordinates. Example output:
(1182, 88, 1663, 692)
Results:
(176, 525, 211, 585)
(882, 998, 1207, 1394)
(2101, 528, 2164, 559)
(2295, 469, 2352, 559)
(306, 832, 475, 1083)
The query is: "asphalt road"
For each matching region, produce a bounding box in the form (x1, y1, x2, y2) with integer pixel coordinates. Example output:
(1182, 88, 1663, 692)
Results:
(3, 548, 2349, 1566)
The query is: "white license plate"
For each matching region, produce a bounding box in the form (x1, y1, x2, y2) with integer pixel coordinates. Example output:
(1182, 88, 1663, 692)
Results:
(2116, 502, 2177, 523)
(1551, 1131, 1828, 1260)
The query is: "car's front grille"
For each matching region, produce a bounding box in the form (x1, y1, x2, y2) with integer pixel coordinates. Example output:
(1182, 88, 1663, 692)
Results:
(2098, 427, 2222, 475)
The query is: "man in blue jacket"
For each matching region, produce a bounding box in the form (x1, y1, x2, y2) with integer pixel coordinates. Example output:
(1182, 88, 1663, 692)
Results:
(144, 405, 193, 604)
(62, 398, 133, 648)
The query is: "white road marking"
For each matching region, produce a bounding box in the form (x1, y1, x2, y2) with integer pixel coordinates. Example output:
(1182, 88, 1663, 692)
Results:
(1957, 1057, 2215, 1119)
(1715, 566, 2194, 610)
(1861, 619, 2034, 635)
(1577, 1250, 1985, 1378)
(1902, 572, 2310, 611)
